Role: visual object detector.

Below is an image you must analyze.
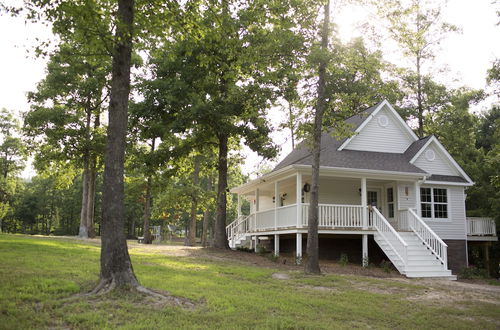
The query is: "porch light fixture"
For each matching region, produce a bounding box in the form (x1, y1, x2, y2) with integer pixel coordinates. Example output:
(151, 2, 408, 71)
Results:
(303, 183, 311, 192)
(405, 186, 409, 196)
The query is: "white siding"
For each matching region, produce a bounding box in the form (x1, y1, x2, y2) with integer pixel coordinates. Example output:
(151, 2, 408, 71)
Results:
(318, 178, 361, 205)
(397, 182, 416, 210)
(413, 144, 459, 176)
(345, 106, 415, 153)
(421, 185, 467, 240)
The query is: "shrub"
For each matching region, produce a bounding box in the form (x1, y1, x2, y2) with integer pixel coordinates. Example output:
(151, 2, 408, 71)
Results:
(380, 260, 392, 273)
(339, 253, 349, 266)
(459, 266, 490, 279)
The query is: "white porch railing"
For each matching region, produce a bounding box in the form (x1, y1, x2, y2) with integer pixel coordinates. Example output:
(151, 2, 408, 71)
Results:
(255, 209, 275, 231)
(226, 203, 370, 235)
(301, 204, 366, 228)
(467, 217, 497, 236)
(372, 206, 408, 267)
(406, 209, 448, 268)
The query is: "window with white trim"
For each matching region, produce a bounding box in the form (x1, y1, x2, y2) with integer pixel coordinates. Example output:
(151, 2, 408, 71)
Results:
(420, 187, 448, 219)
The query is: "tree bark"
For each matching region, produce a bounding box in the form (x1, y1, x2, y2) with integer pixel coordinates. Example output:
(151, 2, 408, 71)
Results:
(201, 176, 213, 247)
(416, 54, 424, 137)
(78, 157, 90, 238)
(186, 156, 200, 246)
(97, 0, 138, 290)
(86, 154, 97, 238)
(213, 134, 230, 249)
(305, 0, 330, 275)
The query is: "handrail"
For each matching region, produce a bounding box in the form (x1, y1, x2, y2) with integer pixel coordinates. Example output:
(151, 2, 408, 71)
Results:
(407, 209, 448, 268)
(372, 206, 408, 267)
(467, 217, 497, 236)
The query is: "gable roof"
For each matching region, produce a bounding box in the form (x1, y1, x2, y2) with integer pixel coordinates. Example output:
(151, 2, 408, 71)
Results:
(338, 100, 419, 151)
(274, 131, 426, 175)
(408, 135, 473, 184)
(271, 101, 473, 185)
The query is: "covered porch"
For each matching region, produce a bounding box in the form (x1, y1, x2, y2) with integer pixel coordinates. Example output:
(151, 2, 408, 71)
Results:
(232, 170, 423, 234)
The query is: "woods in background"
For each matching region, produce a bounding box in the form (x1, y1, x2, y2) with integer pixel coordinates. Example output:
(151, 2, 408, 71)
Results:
(0, 0, 498, 275)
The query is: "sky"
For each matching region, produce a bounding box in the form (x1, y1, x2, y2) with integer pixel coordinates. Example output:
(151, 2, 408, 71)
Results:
(0, 0, 499, 179)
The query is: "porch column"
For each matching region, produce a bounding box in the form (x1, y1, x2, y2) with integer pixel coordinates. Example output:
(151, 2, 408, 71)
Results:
(254, 236, 258, 253)
(274, 234, 280, 257)
(362, 234, 368, 267)
(255, 188, 260, 212)
(415, 181, 421, 215)
(361, 177, 368, 229)
(274, 181, 279, 230)
(237, 194, 241, 218)
(296, 233, 302, 264)
(296, 172, 302, 228)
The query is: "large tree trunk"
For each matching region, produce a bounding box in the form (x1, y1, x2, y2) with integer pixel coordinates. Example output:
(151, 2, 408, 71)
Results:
(86, 155, 97, 238)
(201, 209, 210, 247)
(96, 0, 138, 290)
(78, 157, 90, 238)
(305, 0, 330, 275)
(213, 134, 229, 249)
(186, 156, 200, 246)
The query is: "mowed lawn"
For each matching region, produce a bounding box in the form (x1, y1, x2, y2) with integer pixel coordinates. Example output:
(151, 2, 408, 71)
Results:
(0, 234, 499, 329)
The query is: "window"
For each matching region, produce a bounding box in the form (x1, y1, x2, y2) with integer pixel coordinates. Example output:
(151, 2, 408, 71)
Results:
(420, 187, 448, 219)
(387, 187, 394, 218)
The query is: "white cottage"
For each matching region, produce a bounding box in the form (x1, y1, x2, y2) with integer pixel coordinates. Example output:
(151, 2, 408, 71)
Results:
(228, 100, 497, 278)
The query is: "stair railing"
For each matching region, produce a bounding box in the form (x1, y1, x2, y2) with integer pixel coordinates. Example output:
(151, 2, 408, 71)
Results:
(372, 206, 408, 268)
(226, 214, 252, 247)
(407, 209, 448, 269)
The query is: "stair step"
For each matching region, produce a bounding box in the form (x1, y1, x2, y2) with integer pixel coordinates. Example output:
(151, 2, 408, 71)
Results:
(405, 271, 454, 278)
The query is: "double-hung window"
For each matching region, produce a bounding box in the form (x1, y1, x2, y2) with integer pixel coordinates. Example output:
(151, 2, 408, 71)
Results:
(420, 187, 448, 219)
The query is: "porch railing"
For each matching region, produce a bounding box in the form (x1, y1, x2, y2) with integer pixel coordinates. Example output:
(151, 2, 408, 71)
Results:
(301, 204, 366, 228)
(372, 206, 408, 267)
(406, 209, 448, 268)
(467, 217, 497, 236)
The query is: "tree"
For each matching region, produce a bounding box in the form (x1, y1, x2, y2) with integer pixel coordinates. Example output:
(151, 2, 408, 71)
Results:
(25, 43, 108, 239)
(373, 0, 458, 136)
(305, 0, 330, 274)
(140, 0, 320, 249)
(96, 0, 138, 291)
(0, 109, 26, 232)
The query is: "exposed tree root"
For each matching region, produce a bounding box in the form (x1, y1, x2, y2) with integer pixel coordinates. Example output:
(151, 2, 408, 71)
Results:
(78, 276, 196, 309)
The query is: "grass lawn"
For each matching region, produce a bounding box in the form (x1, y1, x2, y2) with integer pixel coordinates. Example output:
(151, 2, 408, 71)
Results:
(0, 234, 499, 329)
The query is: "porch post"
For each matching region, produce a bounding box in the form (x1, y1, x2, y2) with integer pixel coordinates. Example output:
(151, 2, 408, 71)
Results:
(296, 172, 302, 228)
(274, 180, 279, 230)
(415, 181, 420, 215)
(361, 177, 368, 229)
(296, 233, 302, 264)
(255, 188, 260, 212)
(254, 236, 258, 253)
(237, 194, 241, 218)
(362, 234, 368, 267)
(274, 234, 280, 257)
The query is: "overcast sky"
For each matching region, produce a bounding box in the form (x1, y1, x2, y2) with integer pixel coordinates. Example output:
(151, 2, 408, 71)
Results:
(0, 0, 499, 178)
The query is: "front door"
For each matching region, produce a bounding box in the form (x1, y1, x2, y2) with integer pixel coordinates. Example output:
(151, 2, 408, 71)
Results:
(367, 190, 379, 210)
(367, 190, 380, 224)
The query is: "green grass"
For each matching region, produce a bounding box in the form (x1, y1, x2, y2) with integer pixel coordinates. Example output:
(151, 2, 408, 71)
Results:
(0, 234, 499, 329)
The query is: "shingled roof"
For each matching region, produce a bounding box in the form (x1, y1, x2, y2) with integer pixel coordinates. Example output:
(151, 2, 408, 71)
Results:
(272, 103, 466, 183)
